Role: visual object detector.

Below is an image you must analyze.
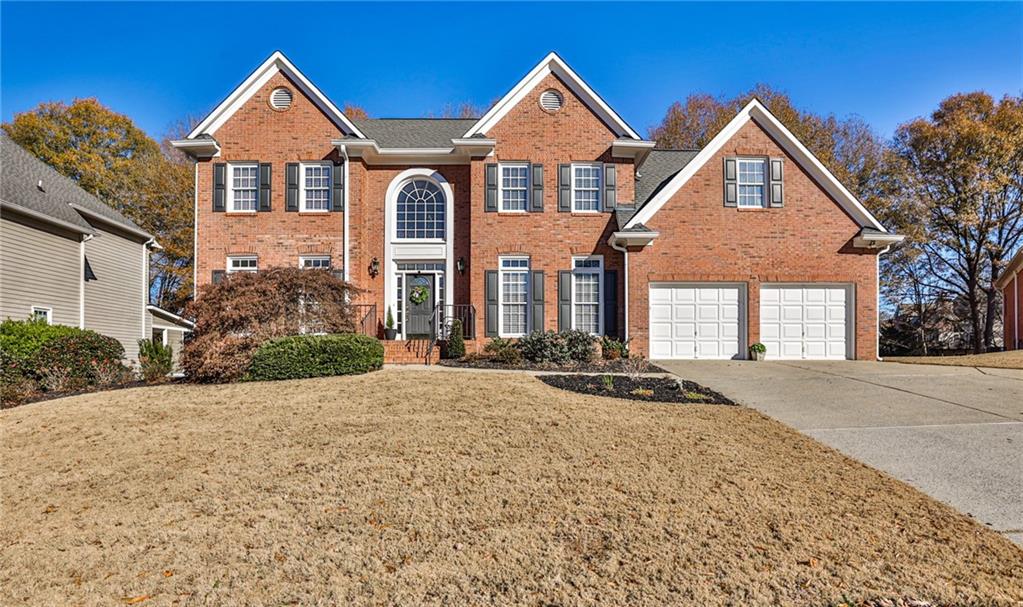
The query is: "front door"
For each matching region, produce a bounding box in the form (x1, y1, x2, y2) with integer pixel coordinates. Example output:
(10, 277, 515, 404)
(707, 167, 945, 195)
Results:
(405, 273, 435, 338)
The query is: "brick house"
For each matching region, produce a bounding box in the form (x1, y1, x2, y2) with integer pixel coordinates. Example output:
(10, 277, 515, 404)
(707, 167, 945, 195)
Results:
(173, 51, 902, 361)
(996, 249, 1022, 351)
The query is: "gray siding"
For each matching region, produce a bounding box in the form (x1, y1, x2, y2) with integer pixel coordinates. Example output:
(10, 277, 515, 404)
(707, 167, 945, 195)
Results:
(0, 215, 82, 326)
(84, 225, 148, 363)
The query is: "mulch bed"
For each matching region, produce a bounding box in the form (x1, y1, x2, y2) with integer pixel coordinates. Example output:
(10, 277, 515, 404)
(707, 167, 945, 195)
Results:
(439, 357, 659, 373)
(538, 374, 734, 405)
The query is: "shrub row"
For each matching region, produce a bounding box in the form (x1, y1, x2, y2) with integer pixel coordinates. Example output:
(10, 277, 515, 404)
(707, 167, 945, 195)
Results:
(245, 333, 384, 381)
(480, 330, 599, 365)
(1, 318, 131, 406)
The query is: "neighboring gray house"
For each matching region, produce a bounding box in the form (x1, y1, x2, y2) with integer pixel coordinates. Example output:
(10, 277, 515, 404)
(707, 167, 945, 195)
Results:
(0, 133, 189, 364)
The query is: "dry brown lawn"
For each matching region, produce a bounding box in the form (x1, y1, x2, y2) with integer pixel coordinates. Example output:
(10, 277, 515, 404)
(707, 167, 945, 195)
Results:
(887, 350, 1023, 370)
(2, 370, 1021, 606)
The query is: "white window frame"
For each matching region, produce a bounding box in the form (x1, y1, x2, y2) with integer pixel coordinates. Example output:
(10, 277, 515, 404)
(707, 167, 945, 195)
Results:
(570, 163, 602, 213)
(498, 256, 530, 338)
(226, 255, 258, 273)
(498, 162, 530, 213)
(393, 178, 446, 242)
(299, 255, 331, 270)
(571, 255, 603, 335)
(736, 157, 767, 208)
(31, 306, 52, 325)
(299, 162, 332, 213)
(227, 162, 259, 213)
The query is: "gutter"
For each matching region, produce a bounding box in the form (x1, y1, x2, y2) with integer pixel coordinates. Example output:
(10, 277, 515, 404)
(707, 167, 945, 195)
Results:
(68, 203, 156, 243)
(0, 199, 93, 235)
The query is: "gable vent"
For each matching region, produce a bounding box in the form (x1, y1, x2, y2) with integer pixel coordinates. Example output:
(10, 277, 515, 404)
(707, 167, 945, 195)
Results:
(269, 87, 293, 110)
(539, 89, 564, 112)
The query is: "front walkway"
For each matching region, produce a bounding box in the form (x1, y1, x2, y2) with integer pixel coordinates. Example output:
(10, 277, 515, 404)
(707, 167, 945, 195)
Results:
(654, 359, 1023, 546)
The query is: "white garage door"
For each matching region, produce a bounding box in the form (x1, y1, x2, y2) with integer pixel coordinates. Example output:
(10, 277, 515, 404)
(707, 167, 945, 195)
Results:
(760, 285, 852, 360)
(649, 283, 744, 359)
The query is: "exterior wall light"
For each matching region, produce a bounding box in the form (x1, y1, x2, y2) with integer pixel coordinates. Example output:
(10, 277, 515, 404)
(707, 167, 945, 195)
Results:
(369, 257, 380, 278)
(456, 257, 466, 275)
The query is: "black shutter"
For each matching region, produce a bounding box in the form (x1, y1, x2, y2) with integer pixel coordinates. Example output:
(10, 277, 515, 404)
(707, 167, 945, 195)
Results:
(769, 158, 784, 208)
(286, 163, 299, 212)
(258, 163, 272, 212)
(723, 157, 737, 207)
(530, 270, 544, 332)
(211, 270, 225, 284)
(603, 163, 617, 211)
(485, 163, 498, 212)
(332, 162, 344, 212)
(603, 270, 617, 337)
(558, 270, 572, 331)
(485, 270, 499, 337)
(558, 164, 571, 212)
(213, 163, 226, 212)
(530, 164, 544, 212)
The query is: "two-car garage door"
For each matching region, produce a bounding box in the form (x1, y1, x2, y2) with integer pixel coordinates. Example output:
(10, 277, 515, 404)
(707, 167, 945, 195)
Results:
(649, 282, 852, 360)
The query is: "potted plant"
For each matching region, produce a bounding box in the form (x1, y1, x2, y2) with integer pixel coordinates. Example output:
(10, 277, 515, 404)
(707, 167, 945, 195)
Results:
(384, 306, 397, 340)
(749, 342, 766, 361)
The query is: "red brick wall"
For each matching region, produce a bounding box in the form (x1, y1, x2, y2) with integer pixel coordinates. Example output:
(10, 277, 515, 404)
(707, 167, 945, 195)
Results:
(1004, 272, 1021, 350)
(627, 118, 881, 360)
(467, 72, 632, 339)
(195, 72, 344, 293)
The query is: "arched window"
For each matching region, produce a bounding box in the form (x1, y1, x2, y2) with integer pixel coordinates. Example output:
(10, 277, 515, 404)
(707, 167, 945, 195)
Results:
(395, 179, 445, 239)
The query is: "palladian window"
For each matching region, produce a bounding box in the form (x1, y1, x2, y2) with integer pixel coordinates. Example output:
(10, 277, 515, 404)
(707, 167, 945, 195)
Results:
(396, 179, 445, 240)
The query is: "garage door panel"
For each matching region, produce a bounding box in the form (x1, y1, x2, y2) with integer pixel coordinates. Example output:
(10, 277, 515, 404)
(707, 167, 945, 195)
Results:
(649, 283, 745, 360)
(760, 285, 851, 360)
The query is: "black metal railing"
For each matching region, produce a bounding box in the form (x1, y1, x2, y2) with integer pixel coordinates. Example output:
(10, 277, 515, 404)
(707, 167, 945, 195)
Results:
(427, 304, 476, 361)
(351, 303, 377, 337)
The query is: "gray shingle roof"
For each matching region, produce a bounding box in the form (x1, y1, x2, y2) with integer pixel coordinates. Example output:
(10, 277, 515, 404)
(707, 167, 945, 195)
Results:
(351, 118, 477, 149)
(1, 132, 147, 236)
(614, 149, 700, 228)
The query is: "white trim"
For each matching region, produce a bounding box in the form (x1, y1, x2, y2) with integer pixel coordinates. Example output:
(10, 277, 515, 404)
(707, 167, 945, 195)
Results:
(66, 203, 153, 241)
(298, 162, 332, 213)
(497, 162, 530, 213)
(299, 255, 331, 269)
(147, 304, 195, 330)
(625, 99, 887, 232)
(570, 163, 602, 213)
(0, 200, 92, 235)
(464, 52, 640, 140)
(187, 51, 364, 139)
(142, 240, 149, 340)
(31, 306, 53, 324)
(383, 169, 455, 340)
(335, 138, 495, 165)
(736, 157, 767, 208)
(226, 255, 258, 273)
(169, 138, 220, 159)
(570, 255, 604, 335)
(497, 256, 531, 337)
(226, 163, 259, 213)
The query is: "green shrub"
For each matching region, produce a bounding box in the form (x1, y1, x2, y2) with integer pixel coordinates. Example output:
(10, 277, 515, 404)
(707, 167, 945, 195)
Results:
(562, 330, 597, 362)
(138, 339, 174, 383)
(601, 336, 630, 360)
(34, 331, 128, 392)
(484, 337, 523, 365)
(0, 318, 81, 365)
(750, 342, 767, 354)
(246, 334, 383, 381)
(517, 331, 570, 364)
(445, 319, 465, 359)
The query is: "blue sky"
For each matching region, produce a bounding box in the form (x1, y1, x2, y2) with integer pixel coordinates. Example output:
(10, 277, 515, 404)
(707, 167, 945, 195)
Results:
(2, 2, 1020, 141)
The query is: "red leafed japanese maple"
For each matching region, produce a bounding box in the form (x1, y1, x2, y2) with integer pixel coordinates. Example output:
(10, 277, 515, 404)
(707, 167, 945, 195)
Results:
(181, 267, 359, 382)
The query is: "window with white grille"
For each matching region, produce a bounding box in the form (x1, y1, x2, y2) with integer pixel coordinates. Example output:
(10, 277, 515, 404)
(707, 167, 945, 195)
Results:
(499, 257, 529, 337)
(301, 163, 331, 212)
(571, 164, 601, 212)
(572, 256, 602, 335)
(228, 164, 258, 212)
(499, 163, 529, 212)
(737, 158, 766, 208)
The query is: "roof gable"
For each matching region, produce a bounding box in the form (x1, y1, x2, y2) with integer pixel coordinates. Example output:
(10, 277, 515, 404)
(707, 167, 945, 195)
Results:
(463, 52, 640, 140)
(624, 99, 887, 232)
(187, 51, 364, 139)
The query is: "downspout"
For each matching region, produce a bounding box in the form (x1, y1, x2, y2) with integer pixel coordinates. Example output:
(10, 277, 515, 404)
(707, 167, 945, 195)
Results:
(143, 238, 157, 342)
(609, 236, 629, 341)
(339, 144, 351, 282)
(1015, 271, 1019, 350)
(79, 234, 94, 329)
(192, 162, 198, 299)
(876, 245, 891, 361)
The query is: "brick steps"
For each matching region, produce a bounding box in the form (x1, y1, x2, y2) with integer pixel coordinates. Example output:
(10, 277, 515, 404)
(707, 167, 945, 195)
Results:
(383, 340, 439, 365)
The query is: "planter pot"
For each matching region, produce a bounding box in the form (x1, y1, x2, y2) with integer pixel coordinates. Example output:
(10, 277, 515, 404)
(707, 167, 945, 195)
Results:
(384, 329, 397, 340)
(750, 350, 765, 361)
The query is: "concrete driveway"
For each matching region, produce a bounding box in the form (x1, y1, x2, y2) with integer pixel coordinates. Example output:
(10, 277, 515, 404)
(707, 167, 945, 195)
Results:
(655, 359, 1023, 545)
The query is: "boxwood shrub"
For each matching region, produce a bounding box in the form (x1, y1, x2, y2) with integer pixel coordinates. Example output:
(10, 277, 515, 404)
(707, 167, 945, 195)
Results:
(0, 318, 82, 365)
(34, 332, 128, 392)
(245, 333, 384, 381)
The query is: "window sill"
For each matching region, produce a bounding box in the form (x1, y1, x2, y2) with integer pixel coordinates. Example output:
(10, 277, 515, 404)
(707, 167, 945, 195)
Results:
(497, 210, 530, 215)
(299, 210, 331, 215)
(226, 210, 258, 216)
(570, 212, 603, 217)
(736, 207, 771, 212)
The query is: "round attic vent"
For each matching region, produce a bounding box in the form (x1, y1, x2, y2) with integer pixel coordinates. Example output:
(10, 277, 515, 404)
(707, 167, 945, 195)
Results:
(539, 89, 564, 112)
(269, 87, 293, 110)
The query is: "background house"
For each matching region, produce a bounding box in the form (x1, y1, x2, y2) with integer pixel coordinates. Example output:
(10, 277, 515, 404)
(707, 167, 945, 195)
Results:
(997, 249, 1022, 351)
(1, 133, 189, 364)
